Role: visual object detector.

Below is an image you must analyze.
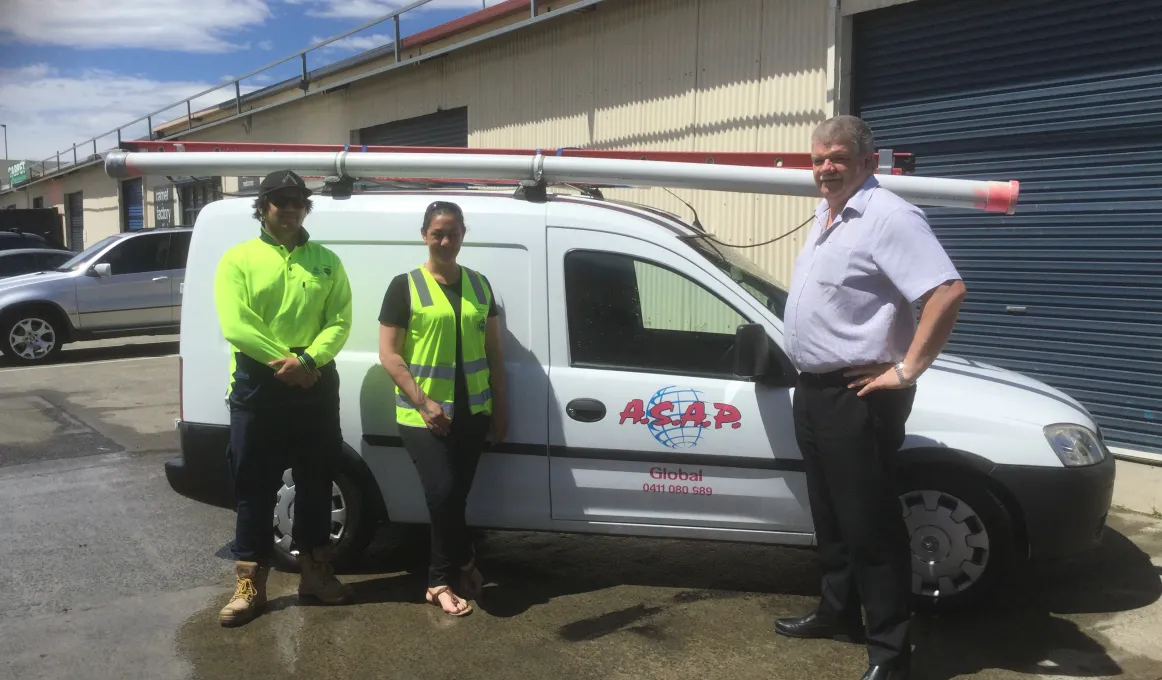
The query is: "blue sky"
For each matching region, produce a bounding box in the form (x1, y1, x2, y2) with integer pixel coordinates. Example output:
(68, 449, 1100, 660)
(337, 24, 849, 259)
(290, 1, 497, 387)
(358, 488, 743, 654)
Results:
(0, 0, 504, 164)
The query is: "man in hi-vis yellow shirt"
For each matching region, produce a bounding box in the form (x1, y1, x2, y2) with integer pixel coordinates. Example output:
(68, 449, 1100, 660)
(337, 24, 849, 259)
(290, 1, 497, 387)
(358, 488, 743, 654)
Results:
(212, 170, 353, 626)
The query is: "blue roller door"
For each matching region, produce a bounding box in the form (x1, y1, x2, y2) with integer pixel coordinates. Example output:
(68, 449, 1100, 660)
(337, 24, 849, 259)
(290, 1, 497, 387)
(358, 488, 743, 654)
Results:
(122, 177, 144, 231)
(854, 0, 1162, 454)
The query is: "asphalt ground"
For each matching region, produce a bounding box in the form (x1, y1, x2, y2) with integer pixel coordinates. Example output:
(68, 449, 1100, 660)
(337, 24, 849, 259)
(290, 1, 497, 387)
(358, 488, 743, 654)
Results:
(2, 338, 1161, 680)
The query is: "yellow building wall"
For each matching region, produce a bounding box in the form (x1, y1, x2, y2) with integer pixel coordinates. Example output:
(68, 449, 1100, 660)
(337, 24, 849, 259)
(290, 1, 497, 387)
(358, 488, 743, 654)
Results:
(173, 0, 832, 292)
(36, 164, 121, 249)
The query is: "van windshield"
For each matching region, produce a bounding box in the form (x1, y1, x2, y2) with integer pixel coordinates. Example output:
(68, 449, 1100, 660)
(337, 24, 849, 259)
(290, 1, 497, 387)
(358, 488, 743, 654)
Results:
(683, 235, 789, 320)
(55, 235, 119, 272)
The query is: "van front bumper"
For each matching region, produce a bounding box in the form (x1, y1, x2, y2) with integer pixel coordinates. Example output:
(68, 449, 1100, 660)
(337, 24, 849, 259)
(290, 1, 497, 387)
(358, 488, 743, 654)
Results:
(989, 452, 1115, 562)
(166, 421, 234, 509)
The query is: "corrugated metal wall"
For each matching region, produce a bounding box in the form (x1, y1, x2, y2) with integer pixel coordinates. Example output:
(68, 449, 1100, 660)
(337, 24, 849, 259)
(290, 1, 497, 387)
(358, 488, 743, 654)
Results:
(467, 0, 832, 286)
(182, 0, 833, 288)
(854, 0, 1162, 454)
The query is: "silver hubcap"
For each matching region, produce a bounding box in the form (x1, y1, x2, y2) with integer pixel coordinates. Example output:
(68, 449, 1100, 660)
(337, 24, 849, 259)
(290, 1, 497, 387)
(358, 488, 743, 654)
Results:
(900, 489, 990, 599)
(273, 469, 347, 555)
(8, 317, 56, 360)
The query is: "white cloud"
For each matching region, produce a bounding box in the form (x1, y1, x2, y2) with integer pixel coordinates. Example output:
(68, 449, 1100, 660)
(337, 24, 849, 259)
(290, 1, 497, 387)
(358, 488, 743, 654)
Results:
(297, 0, 504, 21)
(258, 40, 275, 51)
(0, 64, 261, 162)
(1, 0, 271, 52)
(310, 33, 394, 52)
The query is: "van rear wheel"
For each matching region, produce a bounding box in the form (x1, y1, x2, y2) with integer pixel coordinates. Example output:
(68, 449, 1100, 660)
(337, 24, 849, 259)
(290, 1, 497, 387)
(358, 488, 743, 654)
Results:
(898, 468, 1015, 611)
(271, 467, 377, 573)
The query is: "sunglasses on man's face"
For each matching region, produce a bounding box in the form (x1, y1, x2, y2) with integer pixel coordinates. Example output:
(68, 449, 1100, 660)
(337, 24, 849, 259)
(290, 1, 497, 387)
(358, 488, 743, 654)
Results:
(268, 192, 307, 209)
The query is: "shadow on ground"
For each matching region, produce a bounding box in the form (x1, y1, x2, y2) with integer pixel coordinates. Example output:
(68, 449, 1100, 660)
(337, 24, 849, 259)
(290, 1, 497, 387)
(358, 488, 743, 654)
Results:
(186, 515, 1161, 679)
(911, 523, 1161, 679)
(0, 339, 179, 368)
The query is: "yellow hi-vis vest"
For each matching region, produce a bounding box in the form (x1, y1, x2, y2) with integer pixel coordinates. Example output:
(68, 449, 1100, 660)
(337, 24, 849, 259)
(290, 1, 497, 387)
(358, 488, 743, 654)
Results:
(396, 266, 493, 426)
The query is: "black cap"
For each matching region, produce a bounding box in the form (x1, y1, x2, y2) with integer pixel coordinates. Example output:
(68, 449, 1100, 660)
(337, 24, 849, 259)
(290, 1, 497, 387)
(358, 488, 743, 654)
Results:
(258, 170, 312, 198)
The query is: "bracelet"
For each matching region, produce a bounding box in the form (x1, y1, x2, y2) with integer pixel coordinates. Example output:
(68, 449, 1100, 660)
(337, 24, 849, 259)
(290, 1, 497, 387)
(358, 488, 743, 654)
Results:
(894, 362, 914, 386)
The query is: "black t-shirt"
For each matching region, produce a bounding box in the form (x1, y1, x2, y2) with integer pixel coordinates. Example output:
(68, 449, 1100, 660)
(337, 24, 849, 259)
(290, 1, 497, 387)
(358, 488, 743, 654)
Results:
(379, 271, 498, 417)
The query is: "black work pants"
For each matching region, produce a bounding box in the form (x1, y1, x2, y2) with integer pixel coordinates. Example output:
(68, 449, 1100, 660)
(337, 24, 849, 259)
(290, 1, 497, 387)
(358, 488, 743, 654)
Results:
(793, 369, 916, 668)
(228, 399, 341, 563)
(399, 413, 490, 588)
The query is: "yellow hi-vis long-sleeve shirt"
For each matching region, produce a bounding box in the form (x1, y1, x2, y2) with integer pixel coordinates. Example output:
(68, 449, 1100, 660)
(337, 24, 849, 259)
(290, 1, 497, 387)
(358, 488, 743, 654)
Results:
(213, 229, 352, 396)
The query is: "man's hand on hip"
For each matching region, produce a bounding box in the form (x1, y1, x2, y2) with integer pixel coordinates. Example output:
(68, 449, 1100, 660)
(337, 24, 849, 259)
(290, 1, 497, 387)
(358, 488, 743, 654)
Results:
(845, 362, 911, 397)
(269, 356, 318, 388)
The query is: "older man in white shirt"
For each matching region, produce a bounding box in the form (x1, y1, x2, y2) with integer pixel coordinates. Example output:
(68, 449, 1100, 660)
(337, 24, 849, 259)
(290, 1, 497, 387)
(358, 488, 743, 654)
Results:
(774, 116, 967, 680)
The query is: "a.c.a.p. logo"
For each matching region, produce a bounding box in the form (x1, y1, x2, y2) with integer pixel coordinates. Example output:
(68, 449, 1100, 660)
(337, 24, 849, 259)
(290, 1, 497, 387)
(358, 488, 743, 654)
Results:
(618, 386, 741, 450)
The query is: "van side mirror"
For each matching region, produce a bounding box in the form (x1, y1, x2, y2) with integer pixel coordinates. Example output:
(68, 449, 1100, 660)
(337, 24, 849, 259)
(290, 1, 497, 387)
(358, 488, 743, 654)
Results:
(91, 263, 112, 277)
(733, 323, 770, 378)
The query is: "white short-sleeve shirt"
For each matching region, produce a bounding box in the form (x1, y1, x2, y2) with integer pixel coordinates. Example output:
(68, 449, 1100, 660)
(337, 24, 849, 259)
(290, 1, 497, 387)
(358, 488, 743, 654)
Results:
(783, 176, 962, 374)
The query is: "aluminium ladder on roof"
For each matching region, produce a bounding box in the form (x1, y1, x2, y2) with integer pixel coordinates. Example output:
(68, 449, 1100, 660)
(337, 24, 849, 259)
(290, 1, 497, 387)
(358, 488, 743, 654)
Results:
(105, 142, 1020, 214)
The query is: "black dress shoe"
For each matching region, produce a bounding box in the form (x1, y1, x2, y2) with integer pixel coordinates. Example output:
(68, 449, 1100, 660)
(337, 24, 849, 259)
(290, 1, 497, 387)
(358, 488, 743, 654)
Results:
(773, 610, 864, 642)
(861, 664, 909, 680)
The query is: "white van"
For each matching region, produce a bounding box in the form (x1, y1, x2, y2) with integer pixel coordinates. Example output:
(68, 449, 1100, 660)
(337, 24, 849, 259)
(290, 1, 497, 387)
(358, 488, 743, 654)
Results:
(167, 187, 1114, 610)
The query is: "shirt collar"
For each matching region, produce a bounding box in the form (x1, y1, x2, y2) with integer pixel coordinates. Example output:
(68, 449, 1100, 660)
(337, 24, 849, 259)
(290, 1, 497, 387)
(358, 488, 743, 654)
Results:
(259, 226, 310, 249)
(815, 174, 880, 221)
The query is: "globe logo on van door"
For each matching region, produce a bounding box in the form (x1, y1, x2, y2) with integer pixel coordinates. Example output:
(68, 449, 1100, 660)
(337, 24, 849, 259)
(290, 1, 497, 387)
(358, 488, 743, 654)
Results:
(648, 386, 705, 448)
(618, 386, 743, 450)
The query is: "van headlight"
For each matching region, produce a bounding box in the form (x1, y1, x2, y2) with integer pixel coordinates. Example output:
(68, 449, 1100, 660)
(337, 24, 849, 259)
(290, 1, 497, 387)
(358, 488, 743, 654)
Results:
(1043, 424, 1106, 467)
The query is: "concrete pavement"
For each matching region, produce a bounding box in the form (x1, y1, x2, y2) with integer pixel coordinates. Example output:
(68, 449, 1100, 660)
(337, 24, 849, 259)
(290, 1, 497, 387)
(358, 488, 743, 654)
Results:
(2, 339, 1161, 680)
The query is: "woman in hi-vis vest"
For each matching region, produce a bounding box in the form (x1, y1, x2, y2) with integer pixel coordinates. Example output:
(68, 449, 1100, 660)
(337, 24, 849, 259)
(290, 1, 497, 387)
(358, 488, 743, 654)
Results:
(378, 201, 508, 617)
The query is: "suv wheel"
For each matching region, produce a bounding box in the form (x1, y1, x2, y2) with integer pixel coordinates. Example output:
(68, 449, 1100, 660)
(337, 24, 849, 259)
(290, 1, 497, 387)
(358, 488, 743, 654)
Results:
(1, 311, 63, 364)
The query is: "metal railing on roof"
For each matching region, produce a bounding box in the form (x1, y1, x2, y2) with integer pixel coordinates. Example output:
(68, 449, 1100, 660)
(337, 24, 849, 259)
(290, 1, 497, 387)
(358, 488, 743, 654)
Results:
(21, 0, 542, 185)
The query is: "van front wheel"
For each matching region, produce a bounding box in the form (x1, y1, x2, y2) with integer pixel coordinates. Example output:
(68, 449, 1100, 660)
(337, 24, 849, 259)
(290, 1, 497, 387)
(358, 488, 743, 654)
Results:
(898, 469, 1015, 611)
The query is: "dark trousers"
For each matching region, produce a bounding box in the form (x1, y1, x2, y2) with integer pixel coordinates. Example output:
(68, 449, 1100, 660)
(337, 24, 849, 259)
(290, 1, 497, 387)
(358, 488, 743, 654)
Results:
(793, 370, 916, 668)
(399, 413, 490, 588)
(228, 401, 341, 563)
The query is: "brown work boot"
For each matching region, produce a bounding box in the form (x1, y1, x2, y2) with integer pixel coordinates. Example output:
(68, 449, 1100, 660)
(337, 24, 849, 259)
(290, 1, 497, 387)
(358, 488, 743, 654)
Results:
(219, 561, 269, 626)
(297, 545, 353, 605)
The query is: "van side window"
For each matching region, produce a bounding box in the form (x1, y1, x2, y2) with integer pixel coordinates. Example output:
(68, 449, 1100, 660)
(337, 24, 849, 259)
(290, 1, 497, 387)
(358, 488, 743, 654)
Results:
(564, 250, 748, 378)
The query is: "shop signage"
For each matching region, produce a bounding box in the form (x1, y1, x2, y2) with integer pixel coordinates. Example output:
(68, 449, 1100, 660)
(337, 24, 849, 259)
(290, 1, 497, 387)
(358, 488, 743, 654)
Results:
(154, 185, 174, 228)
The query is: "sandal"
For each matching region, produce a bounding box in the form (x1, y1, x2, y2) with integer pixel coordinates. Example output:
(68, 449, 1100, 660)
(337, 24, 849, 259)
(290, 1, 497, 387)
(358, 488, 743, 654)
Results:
(460, 561, 484, 600)
(426, 586, 473, 617)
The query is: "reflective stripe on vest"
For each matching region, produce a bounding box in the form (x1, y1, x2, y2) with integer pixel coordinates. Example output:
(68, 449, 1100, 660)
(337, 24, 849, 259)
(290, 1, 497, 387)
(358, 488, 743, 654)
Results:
(396, 265, 493, 426)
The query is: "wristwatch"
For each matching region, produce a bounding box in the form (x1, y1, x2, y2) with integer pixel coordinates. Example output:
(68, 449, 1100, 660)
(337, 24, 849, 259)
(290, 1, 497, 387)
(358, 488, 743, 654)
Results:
(894, 362, 915, 386)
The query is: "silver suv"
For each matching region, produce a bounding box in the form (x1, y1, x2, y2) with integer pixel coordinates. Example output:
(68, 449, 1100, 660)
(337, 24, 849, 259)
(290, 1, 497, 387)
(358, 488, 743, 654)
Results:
(0, 228, 191, 364)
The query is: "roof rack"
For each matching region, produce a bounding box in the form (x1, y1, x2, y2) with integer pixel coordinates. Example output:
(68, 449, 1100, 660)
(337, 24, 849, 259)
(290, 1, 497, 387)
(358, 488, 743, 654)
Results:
(106, 142, 1018, 214)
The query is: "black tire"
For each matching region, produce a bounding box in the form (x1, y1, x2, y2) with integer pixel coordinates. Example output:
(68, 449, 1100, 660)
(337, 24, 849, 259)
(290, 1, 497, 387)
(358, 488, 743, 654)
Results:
(897, 466, 1015, 612)
(0, 307, 65, 365)
(271, 459, 380, 574)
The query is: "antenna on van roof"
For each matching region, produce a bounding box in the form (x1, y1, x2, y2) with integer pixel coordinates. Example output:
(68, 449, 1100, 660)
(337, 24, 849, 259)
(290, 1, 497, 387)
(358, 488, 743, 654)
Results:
(660, 187, 704, 231)
(105, 143, 1020, 215)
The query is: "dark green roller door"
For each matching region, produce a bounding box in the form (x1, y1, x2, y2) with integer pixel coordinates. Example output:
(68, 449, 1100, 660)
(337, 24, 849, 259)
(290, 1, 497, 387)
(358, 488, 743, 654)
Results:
(66, 192, 84, 251)
(854, 0, 1162, 454)
(358, 107, 468, 147)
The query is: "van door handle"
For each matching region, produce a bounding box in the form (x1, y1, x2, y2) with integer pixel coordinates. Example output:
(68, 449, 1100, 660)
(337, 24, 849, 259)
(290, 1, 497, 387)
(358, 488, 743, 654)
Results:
(566, 398, 606, 423)
(152, 276, 169, 282)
